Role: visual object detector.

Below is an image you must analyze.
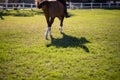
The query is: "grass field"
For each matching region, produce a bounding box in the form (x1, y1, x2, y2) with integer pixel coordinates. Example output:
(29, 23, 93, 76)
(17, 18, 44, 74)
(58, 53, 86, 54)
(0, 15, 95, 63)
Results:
(0, 9, 120, 80)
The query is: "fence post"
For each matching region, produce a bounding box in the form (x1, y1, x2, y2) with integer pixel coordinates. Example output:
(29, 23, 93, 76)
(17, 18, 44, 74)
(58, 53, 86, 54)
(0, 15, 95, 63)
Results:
(5, 1, 8, 10)
(80, 3, 83, 9)
(5, 0, 8, 10)
(31, 3, 33, 10)
(100, 3, 102, 8)
(69, 2, 72, 9)
(12, 3, 14, 9)
(117, 3, 119, 8)
(108, 3, 111, 8)
(91, 3, 93, 9)
(22, 2, 25, 10)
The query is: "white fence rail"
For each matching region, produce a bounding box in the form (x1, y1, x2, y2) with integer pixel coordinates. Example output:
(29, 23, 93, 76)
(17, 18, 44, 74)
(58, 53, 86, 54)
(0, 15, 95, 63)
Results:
(0, 2, 120, 10)
(0, 3, 36, 10)
(68, 2, 120, 9)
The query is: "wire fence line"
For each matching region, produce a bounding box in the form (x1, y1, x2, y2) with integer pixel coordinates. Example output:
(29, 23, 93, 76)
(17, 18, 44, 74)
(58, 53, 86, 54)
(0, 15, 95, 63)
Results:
(0, 2, 120, 10)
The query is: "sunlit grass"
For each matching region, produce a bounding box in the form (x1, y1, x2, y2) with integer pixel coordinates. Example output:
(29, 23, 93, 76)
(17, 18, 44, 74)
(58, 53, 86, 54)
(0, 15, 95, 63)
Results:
(0, 9, 120, 80)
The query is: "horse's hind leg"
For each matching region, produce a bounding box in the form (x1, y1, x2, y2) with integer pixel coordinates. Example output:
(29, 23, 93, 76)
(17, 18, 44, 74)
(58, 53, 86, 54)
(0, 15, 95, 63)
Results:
(49, 17, 55, 36)
(59, 16, 64, 33)
(45, 17, 50, 40)
(45, 17, 55, 40)
(45, 27, 51, 40)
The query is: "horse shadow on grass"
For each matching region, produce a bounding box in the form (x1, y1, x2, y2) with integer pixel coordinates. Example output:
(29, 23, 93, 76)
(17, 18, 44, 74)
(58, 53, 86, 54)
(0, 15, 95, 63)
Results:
(46, 33, 90, 52)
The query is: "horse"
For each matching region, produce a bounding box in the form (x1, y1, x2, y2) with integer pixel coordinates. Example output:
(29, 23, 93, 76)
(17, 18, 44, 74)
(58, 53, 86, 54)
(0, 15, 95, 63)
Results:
(36, 0, 65, 40)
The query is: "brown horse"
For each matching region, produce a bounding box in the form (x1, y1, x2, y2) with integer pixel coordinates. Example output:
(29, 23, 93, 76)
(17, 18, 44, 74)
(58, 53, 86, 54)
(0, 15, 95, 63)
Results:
(36, 0, 65, 40)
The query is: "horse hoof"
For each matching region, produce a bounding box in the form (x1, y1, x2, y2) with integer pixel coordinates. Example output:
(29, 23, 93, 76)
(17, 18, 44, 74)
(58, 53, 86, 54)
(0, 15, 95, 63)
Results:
(59, 28, 62, 34)
(60, 31, 63, 34)
(46, 38, 49, 40)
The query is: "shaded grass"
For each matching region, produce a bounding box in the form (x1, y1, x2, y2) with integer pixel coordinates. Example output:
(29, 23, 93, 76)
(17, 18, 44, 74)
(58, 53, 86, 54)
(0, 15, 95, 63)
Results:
(1, 9, 44, 17)
(0, 9, 120, 80)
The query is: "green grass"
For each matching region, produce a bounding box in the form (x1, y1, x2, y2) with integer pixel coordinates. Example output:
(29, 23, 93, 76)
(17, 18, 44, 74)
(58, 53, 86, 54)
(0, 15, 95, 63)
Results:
(0, 9, 120, 80)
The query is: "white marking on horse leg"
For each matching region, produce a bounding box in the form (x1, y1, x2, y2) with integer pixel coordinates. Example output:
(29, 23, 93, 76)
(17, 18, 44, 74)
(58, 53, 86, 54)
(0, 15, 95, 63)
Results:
(59, 26, 62, 33)
(45, 27, 51, 40)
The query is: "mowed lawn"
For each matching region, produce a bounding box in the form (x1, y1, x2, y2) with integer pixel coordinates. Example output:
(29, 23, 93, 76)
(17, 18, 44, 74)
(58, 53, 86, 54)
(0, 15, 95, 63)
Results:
(0, 9, 120, 80)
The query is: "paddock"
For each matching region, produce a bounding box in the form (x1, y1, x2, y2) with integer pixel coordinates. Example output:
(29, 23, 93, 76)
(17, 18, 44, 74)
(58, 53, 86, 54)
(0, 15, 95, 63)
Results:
(0, 9, 120, 80)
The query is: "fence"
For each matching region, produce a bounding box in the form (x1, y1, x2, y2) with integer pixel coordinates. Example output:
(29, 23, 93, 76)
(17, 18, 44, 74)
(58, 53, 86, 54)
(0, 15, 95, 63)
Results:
(0, 3, 36, 10)
(68, 2, 120, 9)
(0, 2, 120, 10)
